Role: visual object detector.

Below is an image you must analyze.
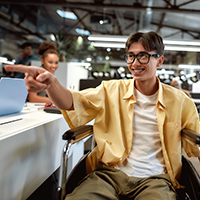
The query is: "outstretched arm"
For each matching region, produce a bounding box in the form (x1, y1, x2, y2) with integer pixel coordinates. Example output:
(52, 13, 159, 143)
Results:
(5, 65, 73, 110)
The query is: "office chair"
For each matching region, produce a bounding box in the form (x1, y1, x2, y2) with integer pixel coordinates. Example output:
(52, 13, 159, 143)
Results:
(56, 126, 200, 200)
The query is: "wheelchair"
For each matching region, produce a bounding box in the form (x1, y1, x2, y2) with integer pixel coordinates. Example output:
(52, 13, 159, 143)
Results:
(56, 125, 200, 200)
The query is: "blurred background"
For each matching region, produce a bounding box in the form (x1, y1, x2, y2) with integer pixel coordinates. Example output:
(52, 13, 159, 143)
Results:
(0, 0, 200, 95)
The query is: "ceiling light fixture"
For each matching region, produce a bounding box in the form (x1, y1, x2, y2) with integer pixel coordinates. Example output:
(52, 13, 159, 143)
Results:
(88, 35, 127, 42)
(178, 64, 200, 69)
(92, 42, 125, 48)
(99, 19, 109, 25)
(165, 45, 200, 52)
(75, 28, 90, 35)
(89, 35, 200, 46)
(56, 10, 77, 20)
(88, 35, 200, 52)
(92, 42, 200, 52)
(163, 40, 200, 46)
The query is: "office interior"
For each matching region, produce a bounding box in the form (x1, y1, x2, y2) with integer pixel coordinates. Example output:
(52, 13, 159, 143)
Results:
(0, 0, 200, 199)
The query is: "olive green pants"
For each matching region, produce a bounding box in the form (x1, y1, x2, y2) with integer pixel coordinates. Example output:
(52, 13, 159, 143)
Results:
(65, 162, 177, 200)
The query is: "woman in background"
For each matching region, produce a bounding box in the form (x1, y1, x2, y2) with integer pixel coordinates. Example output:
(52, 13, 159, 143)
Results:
(28, 42, 59, 103)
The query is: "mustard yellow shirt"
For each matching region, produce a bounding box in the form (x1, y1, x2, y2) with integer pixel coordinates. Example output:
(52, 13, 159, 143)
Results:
(61, 78, 200, 189)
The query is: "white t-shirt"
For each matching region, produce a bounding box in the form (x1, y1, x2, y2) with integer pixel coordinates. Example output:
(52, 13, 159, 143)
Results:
(118, 88, 166, 177)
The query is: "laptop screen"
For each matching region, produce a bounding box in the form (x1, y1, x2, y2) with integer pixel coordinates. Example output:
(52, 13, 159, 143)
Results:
(0, 78, 28, 116)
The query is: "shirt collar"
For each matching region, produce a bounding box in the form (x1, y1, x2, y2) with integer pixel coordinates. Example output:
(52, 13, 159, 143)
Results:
(157, 77, 166, 109)
(123, 77, 166, 109)
(123, 79, 136, 101)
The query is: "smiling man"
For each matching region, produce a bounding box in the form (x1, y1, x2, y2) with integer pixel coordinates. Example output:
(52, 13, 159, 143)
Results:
(5, 31, 200, 200)
(124, 32, 164, 96)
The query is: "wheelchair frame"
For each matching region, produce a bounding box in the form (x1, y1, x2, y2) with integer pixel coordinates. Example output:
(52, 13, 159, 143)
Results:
(56, 126, 200, 200)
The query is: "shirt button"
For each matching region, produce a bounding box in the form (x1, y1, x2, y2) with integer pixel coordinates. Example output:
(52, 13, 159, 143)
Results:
(175, 122, 179, 127)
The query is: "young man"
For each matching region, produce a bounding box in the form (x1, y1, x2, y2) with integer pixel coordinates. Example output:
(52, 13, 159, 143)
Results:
(5, 31, 200, 199)
(14, 42, 39, 78)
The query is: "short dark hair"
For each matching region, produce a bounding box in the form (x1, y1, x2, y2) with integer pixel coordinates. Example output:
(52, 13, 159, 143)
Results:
(20, 42, 32, 49)
(125, 31, 164, 55)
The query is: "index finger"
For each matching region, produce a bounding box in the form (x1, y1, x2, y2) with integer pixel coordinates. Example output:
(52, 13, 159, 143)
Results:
(4, 64, 33, 73)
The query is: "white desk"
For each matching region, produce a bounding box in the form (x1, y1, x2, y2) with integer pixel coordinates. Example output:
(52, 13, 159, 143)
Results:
(0, 104, 69, 200)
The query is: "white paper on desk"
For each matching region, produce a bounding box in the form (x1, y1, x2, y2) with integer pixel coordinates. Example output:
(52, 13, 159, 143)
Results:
(25, 102, 46, 109)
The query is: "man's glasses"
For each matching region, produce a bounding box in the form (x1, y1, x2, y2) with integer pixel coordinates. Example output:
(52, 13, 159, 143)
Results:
(124, 52, 160, 64)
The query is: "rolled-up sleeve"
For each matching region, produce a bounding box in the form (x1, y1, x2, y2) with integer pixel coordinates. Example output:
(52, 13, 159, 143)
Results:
(61, 84, 104, 128)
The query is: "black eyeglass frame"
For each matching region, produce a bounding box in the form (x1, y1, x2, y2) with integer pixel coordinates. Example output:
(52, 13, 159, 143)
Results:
(124, 51, 161, 64)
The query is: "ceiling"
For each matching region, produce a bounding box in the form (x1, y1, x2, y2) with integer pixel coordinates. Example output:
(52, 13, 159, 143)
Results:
(0, 0, 200, 66)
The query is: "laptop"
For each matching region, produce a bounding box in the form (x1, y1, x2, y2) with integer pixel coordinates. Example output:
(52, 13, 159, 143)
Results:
(0, 78, 28, 116)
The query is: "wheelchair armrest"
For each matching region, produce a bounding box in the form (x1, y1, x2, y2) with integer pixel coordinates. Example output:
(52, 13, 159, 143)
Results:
(181, 129, 200, 145)
(62, 125, 93, 143)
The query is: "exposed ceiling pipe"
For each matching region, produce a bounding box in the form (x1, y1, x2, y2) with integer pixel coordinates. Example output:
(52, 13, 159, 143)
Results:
(139, 0, 153, 32)
(0, 10, 45, 40)
(1, 1, 200, 14)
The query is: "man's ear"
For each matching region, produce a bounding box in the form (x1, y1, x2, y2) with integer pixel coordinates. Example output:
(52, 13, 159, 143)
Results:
(156, 55, 164, 68)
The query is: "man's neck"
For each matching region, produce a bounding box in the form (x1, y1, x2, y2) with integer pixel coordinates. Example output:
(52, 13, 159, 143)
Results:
(134, 79, 158, 96)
